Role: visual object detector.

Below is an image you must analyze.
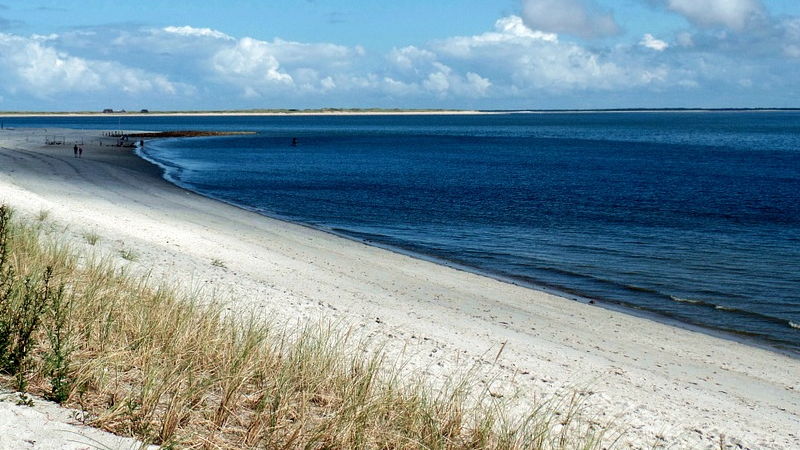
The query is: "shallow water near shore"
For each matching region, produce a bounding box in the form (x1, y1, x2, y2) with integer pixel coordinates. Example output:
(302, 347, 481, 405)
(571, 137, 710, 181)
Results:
(4, 112, 800, 354)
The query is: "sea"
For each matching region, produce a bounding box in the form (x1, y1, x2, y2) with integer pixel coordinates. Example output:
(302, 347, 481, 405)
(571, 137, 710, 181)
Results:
(3, 112, 799, 355)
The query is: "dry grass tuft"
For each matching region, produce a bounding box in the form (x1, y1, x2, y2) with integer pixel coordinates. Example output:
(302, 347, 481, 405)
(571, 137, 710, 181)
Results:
(0, 203, 620, 449)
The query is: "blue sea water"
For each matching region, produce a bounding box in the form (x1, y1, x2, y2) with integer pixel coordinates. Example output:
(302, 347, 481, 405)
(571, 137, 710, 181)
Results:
(4, 112, 800, 354)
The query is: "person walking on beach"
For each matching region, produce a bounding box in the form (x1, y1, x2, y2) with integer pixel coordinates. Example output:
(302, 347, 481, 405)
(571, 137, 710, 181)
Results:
(74, 144, 78, 157)
(78, 146, 83, 158)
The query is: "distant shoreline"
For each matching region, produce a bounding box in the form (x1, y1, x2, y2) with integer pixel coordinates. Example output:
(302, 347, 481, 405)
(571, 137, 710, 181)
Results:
(0, 109, 482, 117)
(1, 107, 799, 117)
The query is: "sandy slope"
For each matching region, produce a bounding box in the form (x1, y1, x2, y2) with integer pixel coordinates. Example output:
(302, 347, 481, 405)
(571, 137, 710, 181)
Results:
(1, 127, 798, 449)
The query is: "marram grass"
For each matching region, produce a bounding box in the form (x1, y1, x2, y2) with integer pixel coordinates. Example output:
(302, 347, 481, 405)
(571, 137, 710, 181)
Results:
(0, 204, 620, 449)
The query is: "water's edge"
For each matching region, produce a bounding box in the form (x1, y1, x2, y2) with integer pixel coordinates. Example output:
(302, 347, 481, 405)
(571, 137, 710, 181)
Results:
(134, 143, 800, 359)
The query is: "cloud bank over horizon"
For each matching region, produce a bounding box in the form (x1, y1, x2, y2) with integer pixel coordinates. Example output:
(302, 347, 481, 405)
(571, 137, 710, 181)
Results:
(1, 0, 799, 111)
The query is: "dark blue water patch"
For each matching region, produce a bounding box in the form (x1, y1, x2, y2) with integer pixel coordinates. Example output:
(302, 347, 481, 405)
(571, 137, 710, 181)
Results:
(134, 113, 800, 354)
(158, 133, 799, 229)
(6, 112, 800, 355)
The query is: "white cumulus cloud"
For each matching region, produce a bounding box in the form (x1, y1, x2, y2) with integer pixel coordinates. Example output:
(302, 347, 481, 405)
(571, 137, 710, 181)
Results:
(1, 6, 799, 111)
(779, 17, 800, 58)
(521, 0, 621, 39)
(658, 0, 768, 31)
(163, 26, 233, 40)
(388, 46, 436, 72)
(0, 32, 185, 101)
(428, 16, 636, 93)
(640, 34, 669, 51)
(420, 63, 491, 99)
(211, 37, 293, 96)
(208, 37, 370, 99)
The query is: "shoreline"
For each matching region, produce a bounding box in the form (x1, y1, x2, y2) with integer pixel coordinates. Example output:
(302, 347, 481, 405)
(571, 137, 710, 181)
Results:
(2, 128, 800, 449)
(136, 132, 800, 360)
(0, 110, 485, 118)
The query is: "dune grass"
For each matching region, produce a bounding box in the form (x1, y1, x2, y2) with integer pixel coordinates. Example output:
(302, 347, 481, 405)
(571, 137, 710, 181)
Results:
(0, 203, 619, 449)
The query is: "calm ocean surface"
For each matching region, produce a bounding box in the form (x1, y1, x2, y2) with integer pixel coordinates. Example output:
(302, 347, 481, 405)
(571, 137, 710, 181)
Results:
(4, 112, 800, 354)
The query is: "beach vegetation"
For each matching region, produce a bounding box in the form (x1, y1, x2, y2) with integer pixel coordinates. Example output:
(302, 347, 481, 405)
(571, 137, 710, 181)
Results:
(119, 247, 138, 261)
(0, 203, 619, 450)
(211, 258, 227, 268)
(0, 205, 69, 401)
(35, 209, 50, 222)
(82, 230, 101, 245)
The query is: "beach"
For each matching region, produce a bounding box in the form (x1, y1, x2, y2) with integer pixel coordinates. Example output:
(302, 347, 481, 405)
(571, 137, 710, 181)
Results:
(1, 127, 799, 449)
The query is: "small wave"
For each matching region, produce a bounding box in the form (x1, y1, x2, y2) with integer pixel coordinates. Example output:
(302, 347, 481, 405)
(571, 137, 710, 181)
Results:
(627, 284, 659, 294)
(670, 295, 701, 304)
(790, 322, 800, 330)
(715, 305, 736, 311)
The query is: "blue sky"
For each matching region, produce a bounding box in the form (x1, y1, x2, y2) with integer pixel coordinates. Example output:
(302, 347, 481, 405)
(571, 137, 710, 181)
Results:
(1, 0, 800, 111)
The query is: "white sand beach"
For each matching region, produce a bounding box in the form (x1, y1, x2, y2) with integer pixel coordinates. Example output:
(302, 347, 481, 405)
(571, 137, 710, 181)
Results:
(1, 127, 798, 449)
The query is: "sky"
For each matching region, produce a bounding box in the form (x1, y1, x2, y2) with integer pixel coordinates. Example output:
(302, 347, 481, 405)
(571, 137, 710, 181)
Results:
(1, 0, 800, 111)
